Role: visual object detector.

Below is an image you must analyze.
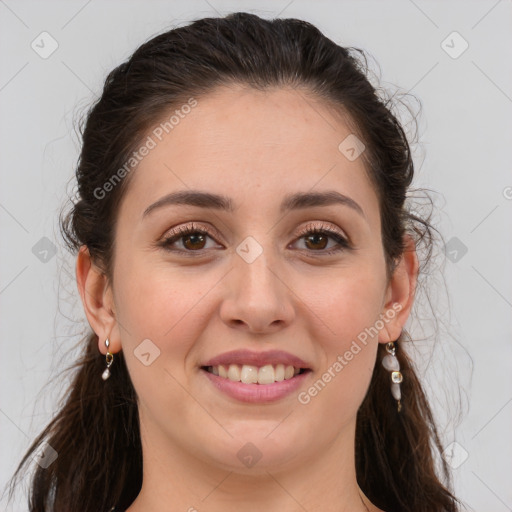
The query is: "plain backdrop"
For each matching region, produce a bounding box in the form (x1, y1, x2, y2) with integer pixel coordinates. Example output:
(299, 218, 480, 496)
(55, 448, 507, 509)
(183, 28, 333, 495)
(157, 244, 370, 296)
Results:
(1, 1, 511, 511)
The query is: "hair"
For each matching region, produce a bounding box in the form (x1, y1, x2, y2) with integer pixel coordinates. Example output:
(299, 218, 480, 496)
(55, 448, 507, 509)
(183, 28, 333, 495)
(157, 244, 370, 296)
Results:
(8, 11, 461, 512)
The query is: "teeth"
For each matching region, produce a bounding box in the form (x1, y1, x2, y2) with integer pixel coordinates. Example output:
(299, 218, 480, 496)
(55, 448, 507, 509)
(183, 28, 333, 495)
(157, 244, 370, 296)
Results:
(257, 364, 275, 385)
(240, 365, 259, 384)
(208, 363, 302, 384)
(227, 364, 241, 382)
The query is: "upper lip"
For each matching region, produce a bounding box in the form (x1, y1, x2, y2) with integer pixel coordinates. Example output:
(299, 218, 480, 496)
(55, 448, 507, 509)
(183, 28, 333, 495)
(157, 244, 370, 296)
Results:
(201, 349, 311, 369)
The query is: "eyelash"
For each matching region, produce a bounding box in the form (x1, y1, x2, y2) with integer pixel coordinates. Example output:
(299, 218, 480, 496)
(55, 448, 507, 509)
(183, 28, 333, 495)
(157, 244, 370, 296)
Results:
(157, 222, 351, 257)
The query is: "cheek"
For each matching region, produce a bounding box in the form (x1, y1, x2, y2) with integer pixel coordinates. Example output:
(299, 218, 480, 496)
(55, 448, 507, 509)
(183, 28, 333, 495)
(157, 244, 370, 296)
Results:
(113, 263, 211, 418)
(114, 252, 215, 339)
(111, 255, 208, 395)
(307, 265, 386, 347)
(298, 265, 384, 404)
(297, 275, 383, 424)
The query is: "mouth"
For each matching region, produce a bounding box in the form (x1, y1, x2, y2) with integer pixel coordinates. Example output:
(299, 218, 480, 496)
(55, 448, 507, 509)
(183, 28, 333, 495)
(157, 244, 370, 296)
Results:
(199, 349, 313, 402)
(201, 364, 311, 385)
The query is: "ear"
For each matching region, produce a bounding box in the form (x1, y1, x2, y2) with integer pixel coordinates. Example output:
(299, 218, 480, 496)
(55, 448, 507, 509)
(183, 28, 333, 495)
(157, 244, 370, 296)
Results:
(378, 234, 419, 343)
(76, 245, 121, 355)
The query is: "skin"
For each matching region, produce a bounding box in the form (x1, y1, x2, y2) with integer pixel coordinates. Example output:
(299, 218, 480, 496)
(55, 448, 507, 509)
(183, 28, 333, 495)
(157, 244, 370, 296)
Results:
(77, 84, 418, 512)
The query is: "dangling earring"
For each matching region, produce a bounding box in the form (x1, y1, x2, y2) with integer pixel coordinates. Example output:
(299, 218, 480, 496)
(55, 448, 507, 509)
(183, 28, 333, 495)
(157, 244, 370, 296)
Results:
(382, 341, 403, 412)
(102, 337, 114, 381)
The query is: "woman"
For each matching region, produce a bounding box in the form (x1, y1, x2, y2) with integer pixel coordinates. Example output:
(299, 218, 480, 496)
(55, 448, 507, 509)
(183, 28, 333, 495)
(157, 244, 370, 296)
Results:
(11, 12, 460, 512)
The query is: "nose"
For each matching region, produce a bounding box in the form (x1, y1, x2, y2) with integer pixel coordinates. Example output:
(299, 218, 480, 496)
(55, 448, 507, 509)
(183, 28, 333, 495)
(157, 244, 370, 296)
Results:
(219, 246, 295, 334)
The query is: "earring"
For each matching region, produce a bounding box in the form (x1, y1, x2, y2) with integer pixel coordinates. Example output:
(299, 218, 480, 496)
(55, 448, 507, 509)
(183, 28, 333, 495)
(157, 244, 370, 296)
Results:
(382, 341, 403, 412)
(101, 338, 114, 381)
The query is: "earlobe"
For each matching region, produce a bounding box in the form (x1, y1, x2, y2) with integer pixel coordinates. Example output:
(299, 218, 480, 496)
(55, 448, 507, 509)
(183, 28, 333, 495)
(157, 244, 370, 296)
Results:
(378, 234, 419, 344)
(76, 245, 121, 354)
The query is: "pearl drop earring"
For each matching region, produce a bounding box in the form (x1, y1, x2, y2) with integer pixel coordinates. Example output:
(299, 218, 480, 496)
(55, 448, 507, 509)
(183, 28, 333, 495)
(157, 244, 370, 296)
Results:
(382, 341, 403, 412)
(102, 338, 114, 381)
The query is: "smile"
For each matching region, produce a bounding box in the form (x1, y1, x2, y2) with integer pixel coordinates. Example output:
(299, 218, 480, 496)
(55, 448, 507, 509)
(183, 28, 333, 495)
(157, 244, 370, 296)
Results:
(203, 363, 308, 385)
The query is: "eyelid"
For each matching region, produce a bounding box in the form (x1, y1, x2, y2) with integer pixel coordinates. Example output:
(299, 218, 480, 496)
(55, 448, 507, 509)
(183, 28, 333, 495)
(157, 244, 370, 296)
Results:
(162, 222, 222, 242)
(295, 221, 349, 242)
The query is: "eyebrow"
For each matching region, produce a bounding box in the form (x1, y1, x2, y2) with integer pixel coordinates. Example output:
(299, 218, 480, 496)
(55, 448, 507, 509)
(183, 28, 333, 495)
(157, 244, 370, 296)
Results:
(142, 189, 365, 219)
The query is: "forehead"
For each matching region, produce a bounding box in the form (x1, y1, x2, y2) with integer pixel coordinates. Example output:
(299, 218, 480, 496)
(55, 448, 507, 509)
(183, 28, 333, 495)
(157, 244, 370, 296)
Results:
(118, 85, 379, 223)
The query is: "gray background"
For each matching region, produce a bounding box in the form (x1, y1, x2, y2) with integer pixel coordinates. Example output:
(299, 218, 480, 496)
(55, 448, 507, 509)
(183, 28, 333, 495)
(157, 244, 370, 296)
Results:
(1, 1, 511, 511)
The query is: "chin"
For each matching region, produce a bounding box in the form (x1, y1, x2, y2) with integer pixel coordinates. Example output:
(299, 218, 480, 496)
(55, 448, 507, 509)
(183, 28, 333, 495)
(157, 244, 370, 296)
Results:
(197, 424, 309, 473)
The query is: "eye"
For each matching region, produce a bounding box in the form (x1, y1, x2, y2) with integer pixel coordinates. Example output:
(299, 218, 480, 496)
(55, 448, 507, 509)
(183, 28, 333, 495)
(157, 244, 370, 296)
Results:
(292, 222, 351, 255)
(158, 223, 221, 253)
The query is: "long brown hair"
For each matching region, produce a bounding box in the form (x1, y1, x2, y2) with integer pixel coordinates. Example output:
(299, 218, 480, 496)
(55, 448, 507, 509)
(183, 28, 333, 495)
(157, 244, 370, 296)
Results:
(8, 12, 460, 512)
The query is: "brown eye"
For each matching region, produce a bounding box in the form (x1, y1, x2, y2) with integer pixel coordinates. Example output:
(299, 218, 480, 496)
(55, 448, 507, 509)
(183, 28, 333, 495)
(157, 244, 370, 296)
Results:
(293, 224, 351, 255)
(159, 223, 220, 253)
(182, 232, 207, 250)
(304, 232, 329, 250)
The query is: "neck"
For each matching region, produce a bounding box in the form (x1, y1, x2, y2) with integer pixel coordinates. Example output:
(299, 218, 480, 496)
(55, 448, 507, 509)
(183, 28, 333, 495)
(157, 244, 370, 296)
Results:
(126, 417, 379, 512)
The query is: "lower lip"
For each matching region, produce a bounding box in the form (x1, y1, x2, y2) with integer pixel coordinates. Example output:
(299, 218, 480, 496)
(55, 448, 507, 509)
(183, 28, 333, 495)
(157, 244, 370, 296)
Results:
(201, 368, 311, 403)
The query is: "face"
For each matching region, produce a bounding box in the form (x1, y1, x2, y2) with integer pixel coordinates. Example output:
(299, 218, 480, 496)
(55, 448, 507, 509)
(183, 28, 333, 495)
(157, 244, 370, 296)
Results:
(107, 85, 398, 474)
